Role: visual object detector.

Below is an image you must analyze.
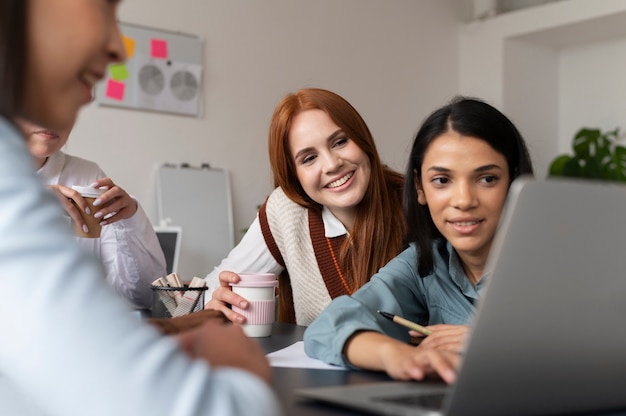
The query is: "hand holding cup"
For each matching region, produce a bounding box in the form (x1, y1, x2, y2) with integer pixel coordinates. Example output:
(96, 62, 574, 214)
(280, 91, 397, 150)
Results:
(69, 185, 107, 238)
(228, 273, 278, 337)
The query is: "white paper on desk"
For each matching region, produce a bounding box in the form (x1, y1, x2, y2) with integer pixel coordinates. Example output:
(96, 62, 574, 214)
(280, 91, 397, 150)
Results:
(266, 341, 348, 371)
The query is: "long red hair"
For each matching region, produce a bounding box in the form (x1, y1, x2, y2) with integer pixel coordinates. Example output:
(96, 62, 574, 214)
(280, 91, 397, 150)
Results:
(268, 88, 405, 292)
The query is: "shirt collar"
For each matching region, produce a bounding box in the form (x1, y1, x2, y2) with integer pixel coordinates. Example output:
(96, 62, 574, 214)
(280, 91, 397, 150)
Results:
(321, 206, 348, 238)
(36, 151, 65, 185)
(447, 241, 484, 299)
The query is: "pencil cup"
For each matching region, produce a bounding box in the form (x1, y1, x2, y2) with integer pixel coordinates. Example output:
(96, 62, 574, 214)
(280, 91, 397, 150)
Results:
(71, 185, 106, 238)
(230, 273, 278, 337)
(151, 284, 207, 318)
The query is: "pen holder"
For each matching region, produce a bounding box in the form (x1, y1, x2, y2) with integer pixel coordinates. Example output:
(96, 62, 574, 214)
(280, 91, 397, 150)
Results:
(151, 285, 207, 318)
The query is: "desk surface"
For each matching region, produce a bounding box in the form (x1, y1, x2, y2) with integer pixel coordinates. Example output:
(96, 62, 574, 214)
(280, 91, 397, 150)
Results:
(261, 324, 626, 416)
(259, 322, 390, 416)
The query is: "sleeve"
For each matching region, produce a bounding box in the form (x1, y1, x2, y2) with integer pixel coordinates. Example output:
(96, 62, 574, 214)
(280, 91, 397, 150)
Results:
(204, 215, 284, 301)
(53, 155, 166, 310)
(0, 123, 282, 416)
(303, 245, 427, 368)
(100, 201, 167, 310)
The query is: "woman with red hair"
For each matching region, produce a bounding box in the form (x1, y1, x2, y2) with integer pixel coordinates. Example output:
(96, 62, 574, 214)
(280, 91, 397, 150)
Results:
(206, 88, 406, 325)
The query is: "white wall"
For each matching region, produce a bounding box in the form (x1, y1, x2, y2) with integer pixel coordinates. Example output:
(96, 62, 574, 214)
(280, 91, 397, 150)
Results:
(67, 0, 459, 247)
(459, 0, 626, 177)
(559, 37, 626, 152)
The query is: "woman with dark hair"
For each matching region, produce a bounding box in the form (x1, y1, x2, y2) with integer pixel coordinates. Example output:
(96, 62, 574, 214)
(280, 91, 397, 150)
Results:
(16, 119, 167, 311)
(304, 97, 534, 382)
(0, 1, 279, 415)
(405, 96, 533, 277)
(206, 88, 406, 325)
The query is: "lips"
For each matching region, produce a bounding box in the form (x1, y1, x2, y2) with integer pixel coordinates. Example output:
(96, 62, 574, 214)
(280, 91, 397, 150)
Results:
(326, 172, 354, 189)
(450, 220, 480, 227)
(33, 130, 59, 139)
(80, 71, 103, 89)
(448, 218, 483, 234)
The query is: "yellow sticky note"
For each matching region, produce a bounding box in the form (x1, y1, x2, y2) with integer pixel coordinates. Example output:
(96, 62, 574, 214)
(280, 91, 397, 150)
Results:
(109, 63, 129, 81)
(122, 35, 136, 59)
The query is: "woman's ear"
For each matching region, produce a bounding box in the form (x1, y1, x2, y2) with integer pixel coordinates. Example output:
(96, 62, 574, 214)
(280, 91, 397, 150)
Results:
(414, 169, 427, 206)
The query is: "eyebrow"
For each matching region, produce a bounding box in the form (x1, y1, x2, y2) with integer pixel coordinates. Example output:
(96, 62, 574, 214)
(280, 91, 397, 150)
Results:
(293, 129, 345, 161)
(426, 164, 504, 173)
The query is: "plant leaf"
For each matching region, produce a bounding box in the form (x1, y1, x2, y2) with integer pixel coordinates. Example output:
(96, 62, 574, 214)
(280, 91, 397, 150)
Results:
(550, 127, 626, 182)
(572, 128, 600, 158)
(607, 145, 626, 182)
(548, 154, 571, 176)
(562, 157, 584, 177)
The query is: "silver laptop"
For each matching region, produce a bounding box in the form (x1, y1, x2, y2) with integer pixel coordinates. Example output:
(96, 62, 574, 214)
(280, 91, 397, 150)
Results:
(298, 177, 626, 416)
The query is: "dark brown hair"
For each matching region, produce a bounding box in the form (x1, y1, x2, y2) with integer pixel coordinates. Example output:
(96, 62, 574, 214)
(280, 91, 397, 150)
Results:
(406, 96, 534, 275)
(0, 0, 28, 120)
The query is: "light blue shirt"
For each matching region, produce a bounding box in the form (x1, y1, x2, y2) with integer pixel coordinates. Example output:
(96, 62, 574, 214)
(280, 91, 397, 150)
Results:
(304, 240, 483, 367)
(0, 118, 282, 416)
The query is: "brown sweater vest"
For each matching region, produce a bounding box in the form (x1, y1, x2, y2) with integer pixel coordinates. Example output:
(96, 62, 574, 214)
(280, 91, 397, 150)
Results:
(258, 198, 350, 324)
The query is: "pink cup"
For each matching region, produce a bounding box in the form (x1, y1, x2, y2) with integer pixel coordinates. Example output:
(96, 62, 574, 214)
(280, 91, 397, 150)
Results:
(229, 273, 278, 337)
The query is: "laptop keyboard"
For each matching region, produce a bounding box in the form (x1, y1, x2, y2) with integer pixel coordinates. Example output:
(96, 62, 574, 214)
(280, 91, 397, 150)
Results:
(373, 392, 445, 410)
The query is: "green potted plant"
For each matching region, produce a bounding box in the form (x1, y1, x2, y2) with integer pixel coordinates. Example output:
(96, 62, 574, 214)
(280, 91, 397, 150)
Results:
(548, 127, 626, 182)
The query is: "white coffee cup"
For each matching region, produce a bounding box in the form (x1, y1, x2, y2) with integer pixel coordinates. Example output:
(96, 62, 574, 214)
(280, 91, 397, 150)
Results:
(229, 272, 278, 337)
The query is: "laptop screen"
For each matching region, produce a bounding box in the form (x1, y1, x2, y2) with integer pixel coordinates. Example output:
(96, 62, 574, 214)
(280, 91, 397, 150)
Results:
(153, 226, 182, 275)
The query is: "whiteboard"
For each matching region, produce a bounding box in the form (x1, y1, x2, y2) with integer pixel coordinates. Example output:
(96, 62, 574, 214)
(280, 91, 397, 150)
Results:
(156, 165, 234, 280)
(95, 22, 203, 117)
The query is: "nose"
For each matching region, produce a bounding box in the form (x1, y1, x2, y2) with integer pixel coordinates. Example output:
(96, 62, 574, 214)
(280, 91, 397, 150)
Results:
(452, 181, 477, 210)
(321, 151, 342, 174)
(107, 19, 127, 63)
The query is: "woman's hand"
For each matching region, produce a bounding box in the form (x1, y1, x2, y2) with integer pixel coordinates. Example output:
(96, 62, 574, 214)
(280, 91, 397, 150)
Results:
(176, 320, 272, 384)
(344, 331, 460, 384)
(380, 343, 460, 383)
(89, 178, 138, 225)
(205, 271, 250, 324)
(410, 324, 469, 354)
(48, 184, 89, 232)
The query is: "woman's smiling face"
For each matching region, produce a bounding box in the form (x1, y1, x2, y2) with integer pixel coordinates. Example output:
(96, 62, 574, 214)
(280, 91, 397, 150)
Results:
(289, 109, 371, 229)
(416, 131, 510, 264)
(24, 0, 125, 131)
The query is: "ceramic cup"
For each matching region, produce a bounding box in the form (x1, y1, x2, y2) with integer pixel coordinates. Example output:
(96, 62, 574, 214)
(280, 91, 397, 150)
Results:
(229, 272, 278, 337)
(71, 185, 106, 238)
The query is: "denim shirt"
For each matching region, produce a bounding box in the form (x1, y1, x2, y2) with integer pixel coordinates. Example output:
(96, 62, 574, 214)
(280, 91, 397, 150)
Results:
(304, 240, 483, 367)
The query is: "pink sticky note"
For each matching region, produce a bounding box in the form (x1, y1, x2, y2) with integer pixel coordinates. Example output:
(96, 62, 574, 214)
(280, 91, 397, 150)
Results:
(151, 39, 168, 59)
(105, 79, 125, 101)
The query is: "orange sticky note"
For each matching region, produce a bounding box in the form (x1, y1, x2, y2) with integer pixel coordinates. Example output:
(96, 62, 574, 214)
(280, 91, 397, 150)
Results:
(122, 35, 136, 59)
(105, 79, 125, 101)
(151, 39, 168, 59)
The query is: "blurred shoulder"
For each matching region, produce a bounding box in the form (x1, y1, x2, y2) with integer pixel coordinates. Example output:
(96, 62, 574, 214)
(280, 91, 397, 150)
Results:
(61, 152, 103, 174)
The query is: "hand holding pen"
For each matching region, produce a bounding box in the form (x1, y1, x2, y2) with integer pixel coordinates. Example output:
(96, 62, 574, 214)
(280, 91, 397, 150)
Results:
(415, 324, 469, 354)
(378, 310, 468, 353)
(377, 310, 432, 336)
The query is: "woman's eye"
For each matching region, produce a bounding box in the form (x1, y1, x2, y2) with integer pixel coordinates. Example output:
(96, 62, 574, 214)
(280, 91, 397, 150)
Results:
(301, 154, 317, 165)
(333, 137, 349, 147)
(432, 177, 449, 185)
(480, 175, 498, 184)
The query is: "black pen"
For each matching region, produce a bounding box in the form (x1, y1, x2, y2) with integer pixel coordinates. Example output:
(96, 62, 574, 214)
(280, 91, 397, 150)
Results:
(377, 310, 432, 336)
